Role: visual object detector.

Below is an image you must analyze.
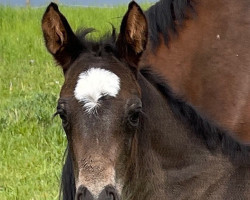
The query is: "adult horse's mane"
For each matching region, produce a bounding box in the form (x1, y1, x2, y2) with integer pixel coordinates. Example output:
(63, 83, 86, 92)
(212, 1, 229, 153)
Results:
(75, 29, 250, 166)
(145, 0, 195, 48)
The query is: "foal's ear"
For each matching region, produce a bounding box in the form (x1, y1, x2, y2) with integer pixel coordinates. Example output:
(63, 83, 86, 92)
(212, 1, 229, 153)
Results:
(42, 3, 82, 72)
(116, 1, 148, 67)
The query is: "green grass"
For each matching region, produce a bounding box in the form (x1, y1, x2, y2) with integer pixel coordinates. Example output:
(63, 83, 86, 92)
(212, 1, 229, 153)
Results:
(0, 3, 152, 200)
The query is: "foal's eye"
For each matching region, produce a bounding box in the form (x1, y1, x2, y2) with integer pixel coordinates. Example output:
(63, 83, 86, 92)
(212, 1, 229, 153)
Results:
(55, 104, 68, 126)
(128, 107, 141, 127)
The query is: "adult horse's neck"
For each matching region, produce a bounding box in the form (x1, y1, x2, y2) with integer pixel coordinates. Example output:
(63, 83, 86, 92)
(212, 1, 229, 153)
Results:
(142, 0, 250, 142)
(125, 69, 250, 199)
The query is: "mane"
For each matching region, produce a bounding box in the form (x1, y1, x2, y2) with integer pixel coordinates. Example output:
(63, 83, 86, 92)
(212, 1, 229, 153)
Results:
(145, 0, 195, 49)
(140, 67, 250, 166)
(75, 28, 118, 57)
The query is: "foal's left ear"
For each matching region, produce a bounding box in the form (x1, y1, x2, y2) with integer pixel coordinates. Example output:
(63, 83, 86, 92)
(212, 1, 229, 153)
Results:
(42, 3, 82, 72)
(116, 1, 148, 67)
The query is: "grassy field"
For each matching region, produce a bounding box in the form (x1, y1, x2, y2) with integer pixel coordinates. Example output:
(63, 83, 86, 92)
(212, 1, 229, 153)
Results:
(0, 3, 152, 200)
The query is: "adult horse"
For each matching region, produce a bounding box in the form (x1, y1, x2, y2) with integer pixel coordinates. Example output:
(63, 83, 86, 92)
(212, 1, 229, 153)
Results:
(142, 0, 250, 143)
(42, 2, 250, 200)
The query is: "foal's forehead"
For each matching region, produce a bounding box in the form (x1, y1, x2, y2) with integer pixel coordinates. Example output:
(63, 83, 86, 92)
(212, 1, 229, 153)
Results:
(74, 67, 121, 113)
(61, 54, 140, 109)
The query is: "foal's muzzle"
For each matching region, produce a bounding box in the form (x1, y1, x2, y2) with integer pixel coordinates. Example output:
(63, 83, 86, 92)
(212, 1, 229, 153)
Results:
(75, 185, 119, 200)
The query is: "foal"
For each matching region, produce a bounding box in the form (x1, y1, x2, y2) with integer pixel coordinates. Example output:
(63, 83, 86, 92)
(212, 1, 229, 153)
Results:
(42, 2, 250, 200)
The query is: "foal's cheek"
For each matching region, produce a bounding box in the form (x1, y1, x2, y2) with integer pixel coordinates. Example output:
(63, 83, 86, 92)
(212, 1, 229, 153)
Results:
(122, 122, 139, 152)
(62, 121, 73, 143)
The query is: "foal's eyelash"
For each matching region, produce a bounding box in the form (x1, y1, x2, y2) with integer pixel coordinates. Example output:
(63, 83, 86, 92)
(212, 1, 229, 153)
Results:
(52, 111, 60, 119)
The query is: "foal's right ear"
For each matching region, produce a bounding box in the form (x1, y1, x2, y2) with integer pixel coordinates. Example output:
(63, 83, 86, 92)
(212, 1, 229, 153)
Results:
(116, 1, 148, 67)
(42, 3, 82, 72)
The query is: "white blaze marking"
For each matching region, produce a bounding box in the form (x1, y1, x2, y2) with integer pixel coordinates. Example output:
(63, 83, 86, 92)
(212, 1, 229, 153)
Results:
(74, 68, 120, 113)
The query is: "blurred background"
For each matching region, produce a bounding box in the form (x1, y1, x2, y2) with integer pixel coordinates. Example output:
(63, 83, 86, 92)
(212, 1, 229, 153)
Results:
(0, 0, 157, 7)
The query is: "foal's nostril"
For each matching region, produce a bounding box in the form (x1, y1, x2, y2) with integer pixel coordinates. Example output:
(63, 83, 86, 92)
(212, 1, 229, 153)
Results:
(98, 185, 119, 200)
(75, 185, 93, 200)
(108, 191, 115, 200)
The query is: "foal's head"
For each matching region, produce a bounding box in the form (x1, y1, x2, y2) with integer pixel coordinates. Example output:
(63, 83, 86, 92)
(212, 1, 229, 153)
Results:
(42, 2, 147, 199)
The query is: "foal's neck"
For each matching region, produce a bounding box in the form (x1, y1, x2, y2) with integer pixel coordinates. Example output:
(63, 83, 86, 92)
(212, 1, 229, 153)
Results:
(136, 72, 240, 199)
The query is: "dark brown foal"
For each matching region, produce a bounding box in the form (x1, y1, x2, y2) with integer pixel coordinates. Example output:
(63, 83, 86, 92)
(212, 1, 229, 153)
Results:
(42, 2, 250, 200)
